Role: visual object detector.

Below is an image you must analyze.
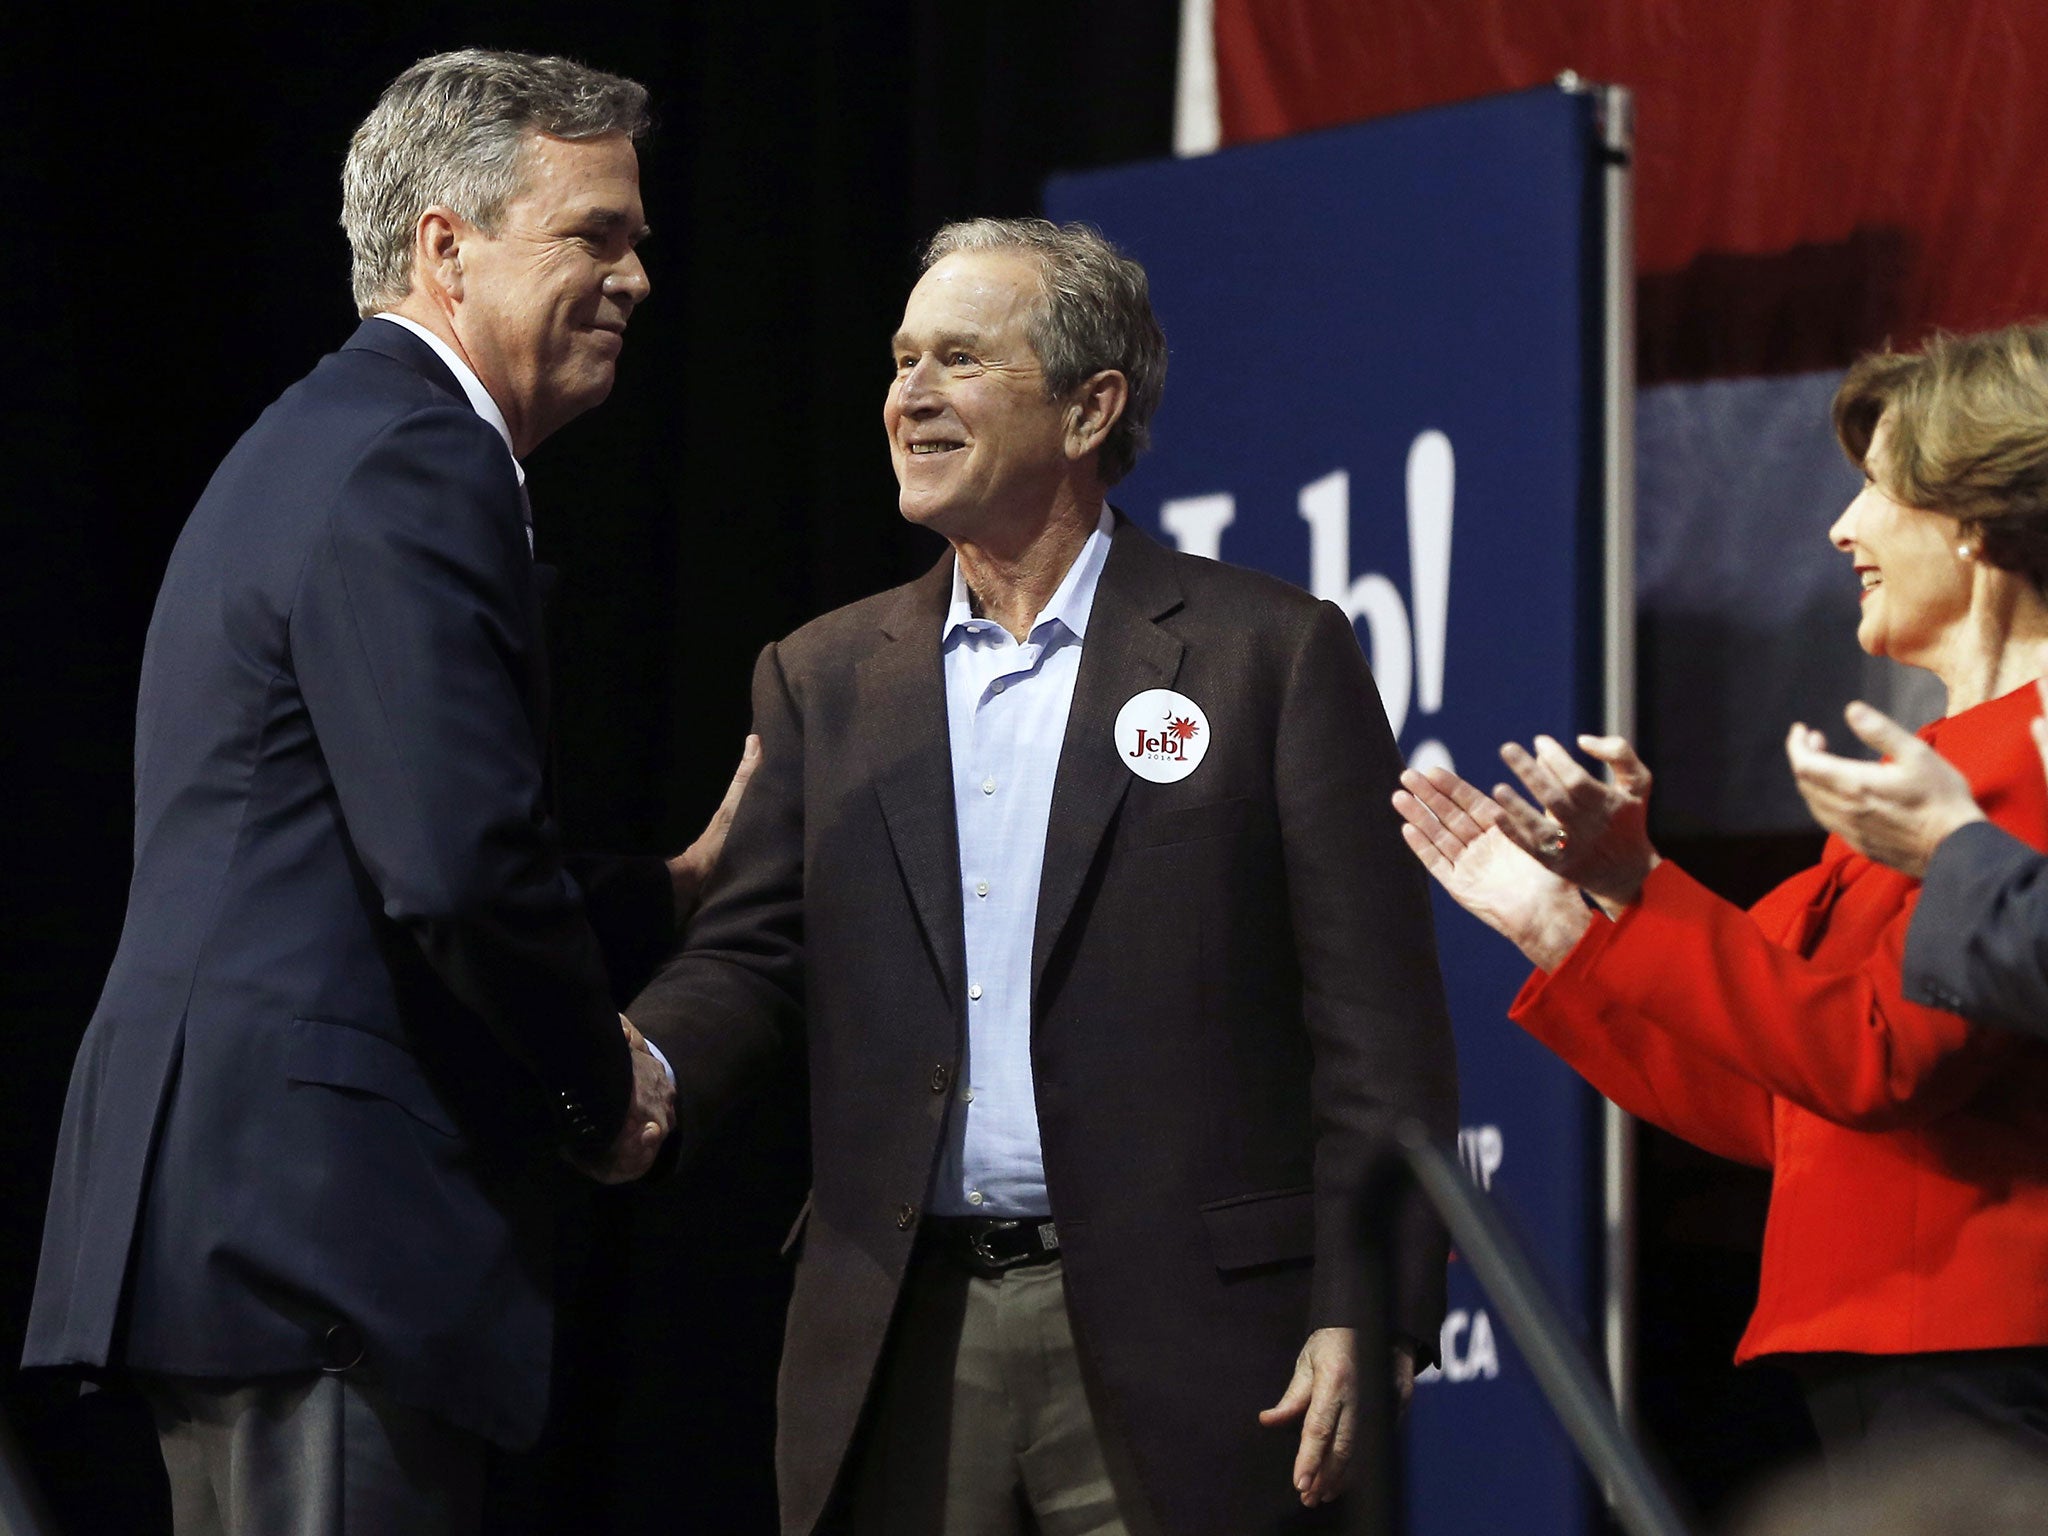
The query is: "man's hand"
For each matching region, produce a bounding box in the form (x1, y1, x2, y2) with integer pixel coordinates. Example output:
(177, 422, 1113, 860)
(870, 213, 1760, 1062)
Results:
(667, 735, 761, 921)
(1786, 701, 1984, 877)
(571, 1016, 675, 1184)
(1258, 1327, 1412, 1507)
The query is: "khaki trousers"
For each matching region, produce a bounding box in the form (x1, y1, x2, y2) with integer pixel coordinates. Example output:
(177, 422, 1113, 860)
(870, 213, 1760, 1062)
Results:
(842, 1250, 1162, 1536)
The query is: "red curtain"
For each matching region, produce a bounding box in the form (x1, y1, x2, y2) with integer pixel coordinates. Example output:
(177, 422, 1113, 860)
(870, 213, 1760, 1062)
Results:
(1214, 0, 2048, 379)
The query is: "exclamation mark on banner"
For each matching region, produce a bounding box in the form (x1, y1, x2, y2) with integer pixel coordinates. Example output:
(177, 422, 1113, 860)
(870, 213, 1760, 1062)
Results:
(1406, 430, 1454, 775)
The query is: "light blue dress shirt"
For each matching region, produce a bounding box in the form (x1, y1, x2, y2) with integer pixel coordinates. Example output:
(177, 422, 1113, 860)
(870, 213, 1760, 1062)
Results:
(928, 508, 1114, 1218)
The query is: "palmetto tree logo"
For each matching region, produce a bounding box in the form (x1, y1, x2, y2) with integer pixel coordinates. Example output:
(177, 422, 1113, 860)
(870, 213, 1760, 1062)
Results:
(1115, 688, 1211, 784)
(1129, 709, 1199, 761)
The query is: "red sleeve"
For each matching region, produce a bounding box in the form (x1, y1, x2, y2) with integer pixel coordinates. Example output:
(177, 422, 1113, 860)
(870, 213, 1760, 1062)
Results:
(1522, 860, 2016, 1135)
(1511, 920, 1777, 1168)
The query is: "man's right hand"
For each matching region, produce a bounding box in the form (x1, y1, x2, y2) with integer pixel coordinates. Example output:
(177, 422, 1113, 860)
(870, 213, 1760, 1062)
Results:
(572, 1016, 675, 1184)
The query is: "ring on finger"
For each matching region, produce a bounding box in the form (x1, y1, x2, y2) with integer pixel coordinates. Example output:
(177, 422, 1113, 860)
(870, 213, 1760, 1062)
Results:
(1538, 823, 1570, 856)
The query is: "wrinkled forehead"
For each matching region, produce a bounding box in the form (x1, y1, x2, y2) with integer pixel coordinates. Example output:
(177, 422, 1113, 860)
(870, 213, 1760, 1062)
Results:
(895, 250, 1045, 346)
(508, 130, 646, 221)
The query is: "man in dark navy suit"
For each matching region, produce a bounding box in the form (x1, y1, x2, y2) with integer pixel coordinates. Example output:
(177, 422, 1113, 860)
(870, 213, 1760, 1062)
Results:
(24, 49, 750, 1535)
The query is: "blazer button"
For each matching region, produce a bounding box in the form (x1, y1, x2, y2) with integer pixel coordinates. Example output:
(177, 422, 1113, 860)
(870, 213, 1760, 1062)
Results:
(895, 1202, 917, 1230)
(319, 1321, 365, 1374)
(930, 1063, 950, 1093)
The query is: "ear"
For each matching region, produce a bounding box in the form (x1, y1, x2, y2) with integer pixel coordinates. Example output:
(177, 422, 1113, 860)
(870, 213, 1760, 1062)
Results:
(1064, 369, 1129, 463)
(412, 206, 467, 303)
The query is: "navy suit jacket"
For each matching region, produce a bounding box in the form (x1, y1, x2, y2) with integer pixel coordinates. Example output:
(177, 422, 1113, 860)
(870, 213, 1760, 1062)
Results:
(25, 320, 670, 1447)
(1907, 819, 2048, 1040)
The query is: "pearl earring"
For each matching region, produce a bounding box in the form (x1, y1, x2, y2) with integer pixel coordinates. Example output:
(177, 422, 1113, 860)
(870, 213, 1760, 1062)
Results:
(1958, 544, 1976, 560)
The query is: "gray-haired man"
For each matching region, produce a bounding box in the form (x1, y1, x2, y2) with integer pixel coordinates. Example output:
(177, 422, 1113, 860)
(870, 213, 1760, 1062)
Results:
(24, 49, 749, 1535)
(635, 218, 1456, 1536)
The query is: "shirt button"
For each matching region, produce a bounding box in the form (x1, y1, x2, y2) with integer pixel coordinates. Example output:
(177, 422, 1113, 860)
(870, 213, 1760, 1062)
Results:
(991, 679, 1006, 694)
(975, 881, 989, 898)
(896, 1202, 917, 1230)
(962, 1089, 974, 1103)
(930, 1063, 950, 1093)
(982, 777, 996, 795)
(969, 983, 983, 1001)
(967, 1191, 985, 1206)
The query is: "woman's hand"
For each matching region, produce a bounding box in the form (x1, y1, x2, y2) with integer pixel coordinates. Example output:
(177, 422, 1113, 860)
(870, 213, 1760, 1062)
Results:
(1490, 734, 1660, 913)
(1394, 765, 1594, 972)
(1785, 703, 1983, 878)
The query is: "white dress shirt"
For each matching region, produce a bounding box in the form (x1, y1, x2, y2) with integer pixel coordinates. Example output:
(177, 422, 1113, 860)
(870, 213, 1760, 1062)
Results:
(928, 507, 1114, 1217)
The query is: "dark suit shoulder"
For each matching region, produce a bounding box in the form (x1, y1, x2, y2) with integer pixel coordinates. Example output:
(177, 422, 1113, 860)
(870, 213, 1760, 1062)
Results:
(1170, 547, 1324, 620)
(1113, 521, 1328, 651)
(769, 559, 949, 674)
(288, 345, 495, 455)
(197, 332, 502, 522)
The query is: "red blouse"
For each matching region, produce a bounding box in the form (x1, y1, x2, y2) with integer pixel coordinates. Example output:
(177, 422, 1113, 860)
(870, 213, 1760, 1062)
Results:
(1511, 681, 2048, 1361)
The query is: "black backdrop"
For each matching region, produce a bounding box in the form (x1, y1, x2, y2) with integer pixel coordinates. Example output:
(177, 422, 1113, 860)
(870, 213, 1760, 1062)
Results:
(0, 5, 1177, 1530)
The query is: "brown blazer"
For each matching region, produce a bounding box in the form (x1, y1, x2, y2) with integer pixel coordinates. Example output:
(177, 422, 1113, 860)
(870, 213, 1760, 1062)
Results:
(634, 517, 1457, 1536)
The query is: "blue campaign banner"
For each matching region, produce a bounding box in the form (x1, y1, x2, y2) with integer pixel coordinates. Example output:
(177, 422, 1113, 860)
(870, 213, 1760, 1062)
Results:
(1048, 86, 1610, 1534)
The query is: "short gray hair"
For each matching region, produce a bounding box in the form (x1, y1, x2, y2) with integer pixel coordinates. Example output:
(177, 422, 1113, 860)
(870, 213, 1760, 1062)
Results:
(922, 218, 1167, 485)
(342, 49, 650, 317)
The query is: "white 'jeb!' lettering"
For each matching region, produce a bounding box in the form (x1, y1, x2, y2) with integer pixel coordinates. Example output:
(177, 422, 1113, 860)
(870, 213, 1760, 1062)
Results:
(1156, 430, 1455, 772)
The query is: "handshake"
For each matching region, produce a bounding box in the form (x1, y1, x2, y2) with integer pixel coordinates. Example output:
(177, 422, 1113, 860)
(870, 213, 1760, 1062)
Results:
(572, 733, 760, 1185)
(571, 1015, 678, 1185)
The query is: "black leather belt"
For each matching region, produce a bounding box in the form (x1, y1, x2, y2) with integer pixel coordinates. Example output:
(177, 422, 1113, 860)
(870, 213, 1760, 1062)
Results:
(922, 1215, 1061, 1276)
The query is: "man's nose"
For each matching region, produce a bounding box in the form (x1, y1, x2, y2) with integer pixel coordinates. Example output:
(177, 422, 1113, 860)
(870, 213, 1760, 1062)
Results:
(897, 355, 941, 410)
(608, 251, 652, 309)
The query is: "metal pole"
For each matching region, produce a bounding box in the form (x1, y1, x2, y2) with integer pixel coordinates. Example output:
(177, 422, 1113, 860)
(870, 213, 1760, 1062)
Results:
(1352, 1125, 1693, 1536)
(1351, 1153, 1409, 1536)
(1597, 80, 1641, 1431)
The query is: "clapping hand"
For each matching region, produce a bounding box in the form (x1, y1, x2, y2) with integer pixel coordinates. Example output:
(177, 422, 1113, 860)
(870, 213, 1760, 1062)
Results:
(1786, 700, 1988, 877)
(1488, 733, 1660, 912)
(1394, 764, 1592, 971)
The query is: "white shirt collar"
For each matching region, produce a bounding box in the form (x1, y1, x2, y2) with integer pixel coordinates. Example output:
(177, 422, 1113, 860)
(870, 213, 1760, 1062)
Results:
(370, 313, 524, 486)
(944, 506, 1115, 643)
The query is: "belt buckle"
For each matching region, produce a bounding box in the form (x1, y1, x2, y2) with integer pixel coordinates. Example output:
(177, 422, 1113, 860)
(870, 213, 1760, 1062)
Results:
(969, 1219, 1029, 1269)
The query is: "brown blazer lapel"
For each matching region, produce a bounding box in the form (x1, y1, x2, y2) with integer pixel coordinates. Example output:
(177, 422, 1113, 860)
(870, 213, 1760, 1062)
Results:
(859, 555, 966, 1001)
(1031, 520, 1186, 993)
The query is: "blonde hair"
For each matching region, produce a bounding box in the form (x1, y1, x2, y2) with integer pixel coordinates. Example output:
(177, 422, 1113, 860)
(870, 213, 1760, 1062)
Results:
(1833, 320, 2048, 589)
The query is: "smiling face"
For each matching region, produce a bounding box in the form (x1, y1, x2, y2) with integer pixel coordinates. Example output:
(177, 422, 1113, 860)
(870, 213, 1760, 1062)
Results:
(1829, 418, 1973, 666)
(884, 250, 1077, 541)
(443, 130, 649, 454)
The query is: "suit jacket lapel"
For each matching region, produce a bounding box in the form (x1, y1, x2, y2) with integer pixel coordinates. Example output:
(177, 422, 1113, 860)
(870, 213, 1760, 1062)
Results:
(860, 556, 967, 1001)
(1032, 521, 1185, 993)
